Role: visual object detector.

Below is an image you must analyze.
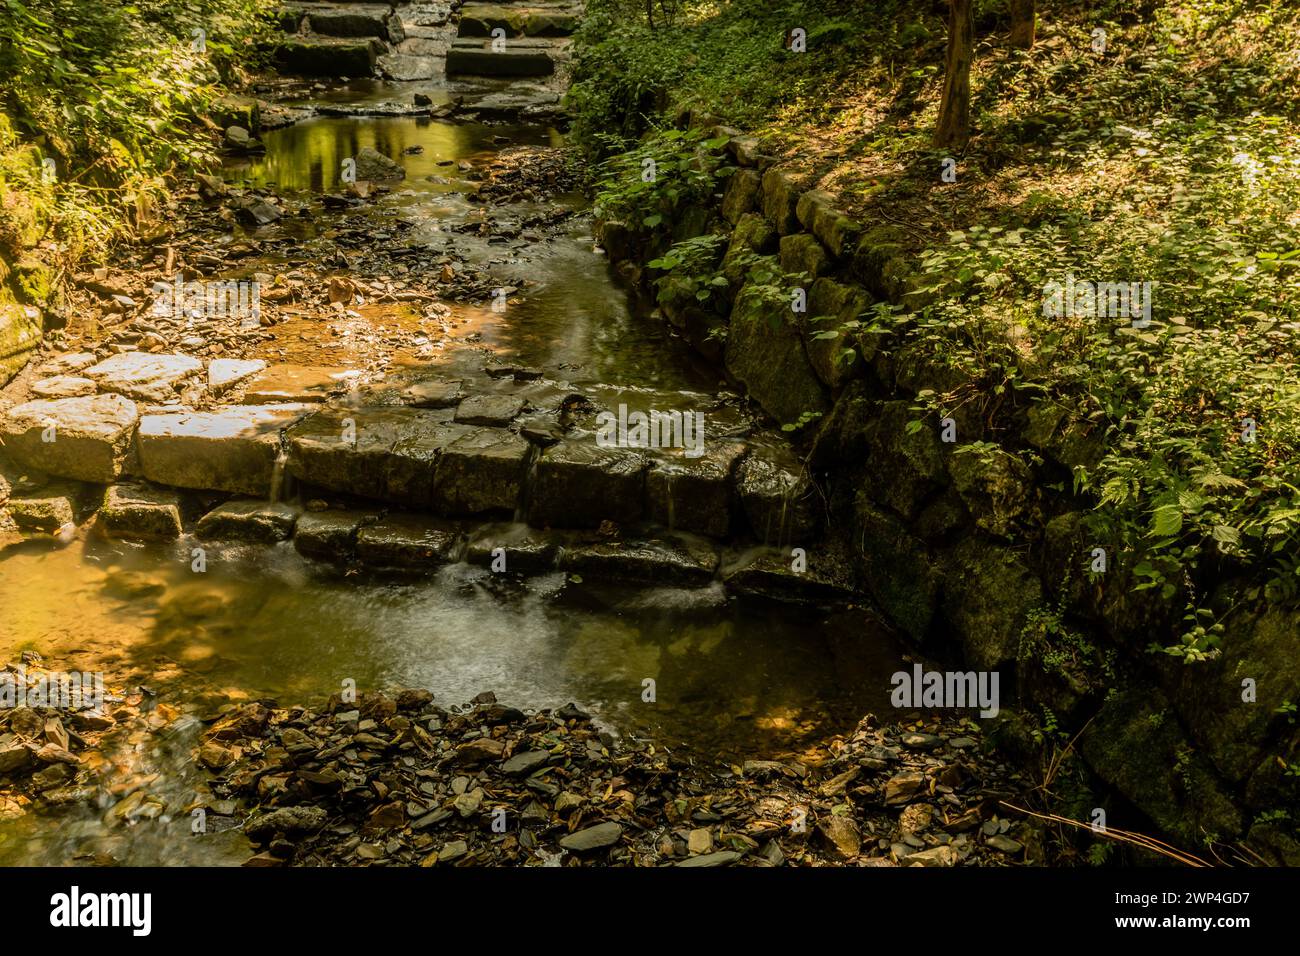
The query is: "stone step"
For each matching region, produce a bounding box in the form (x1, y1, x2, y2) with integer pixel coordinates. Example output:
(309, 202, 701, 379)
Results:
(274, 36, 384, 77)
(457, 4, 580, 39)
(445, 37, 557, 76)
(304, 5, 401, 41)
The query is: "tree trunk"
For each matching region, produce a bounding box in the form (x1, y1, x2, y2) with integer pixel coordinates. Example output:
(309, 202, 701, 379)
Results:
(934, 0, 975, 148)
(1010, 0, 1036, 49)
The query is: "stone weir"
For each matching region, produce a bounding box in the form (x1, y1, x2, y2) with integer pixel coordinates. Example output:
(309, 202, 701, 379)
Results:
(274, 1, 581, 81)
(0, 351, 854, 603)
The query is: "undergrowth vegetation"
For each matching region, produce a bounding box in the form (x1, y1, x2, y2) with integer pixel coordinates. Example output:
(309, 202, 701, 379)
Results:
(0, 0, 276, 285)
(574, 0, 1300, 623)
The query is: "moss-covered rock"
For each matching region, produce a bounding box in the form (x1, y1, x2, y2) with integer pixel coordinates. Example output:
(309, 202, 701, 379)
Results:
(862, 400, 946, 520)
(724, 284, 829, 427)
(721, 213, 776, 286)
(1165, 605, 1300, 787)
(721, 168, 761, 225)
(852, 493, 939, 641)
(1080, 683, 1243, 848)
(939, 535, 1043, 670)
(0, 301, 42, 386)
(778, 232, 829, 279)
(760, 166, 813, 235)
(947, 445, 1036, 539)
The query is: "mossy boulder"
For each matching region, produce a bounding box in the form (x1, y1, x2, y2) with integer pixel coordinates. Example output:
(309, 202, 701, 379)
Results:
(721, 168, 761, 224)
(801, 277, 869, 389)
(861, 400, 946, 520)
(1165, 605, 1300, 787)
(778, 232, 829, 279)
(724, 284, 829, 427)
(760, 166, 813, 235)
(721, 213, 777, 286)
(939, 535, 1043, 671)
(947, 446, 1036, 539)
(0, 302, 42, 386)
(852, 493, 939, 641)
(1080, 683, 1243, 848)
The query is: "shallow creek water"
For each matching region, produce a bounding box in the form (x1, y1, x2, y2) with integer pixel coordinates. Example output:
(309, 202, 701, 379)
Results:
(0, 85, 915, 865)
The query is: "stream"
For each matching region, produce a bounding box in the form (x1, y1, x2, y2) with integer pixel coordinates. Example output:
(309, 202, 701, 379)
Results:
(0, 80, 915, 866)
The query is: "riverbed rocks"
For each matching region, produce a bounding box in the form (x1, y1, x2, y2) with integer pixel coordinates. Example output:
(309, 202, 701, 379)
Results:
(197, 689, 1032, 867)
(98, 483, 184, 541)
(196, 498, 300, 543)
(82, 352, 203, 402)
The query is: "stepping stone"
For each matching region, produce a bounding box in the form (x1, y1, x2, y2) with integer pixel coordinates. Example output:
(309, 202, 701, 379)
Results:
(645, 441, 748, 538)
(35, 352, 96, 377)
(82, 352, 203, 402)
(196, 499, 300, 543)
(453, 393, 526, 427)
(355, 514, 463, 567)
(465, 523, 560, 572)
(274, 37, 383, 77)
(30, 376, 96, 399)
(558, 536, 719, 586)
(431, 427, 532, 516)
(527, 438, 647, 529)
(6, 484, 78, 533)
(98, 483, 183, 541)
(284, 406, 474, 506)
(719, 546, 856, 604)
(241, 364, 347, 403)
(0, 394, 139, 482)
(446, 37, 557, 77)
(136, 405, 311, 496)
(307, 6, 393, 38)
(458, 4, 580, 38)
(401, 378, 465, 408)
(293, 509, 377, 560)
(208, 358, 267, 396)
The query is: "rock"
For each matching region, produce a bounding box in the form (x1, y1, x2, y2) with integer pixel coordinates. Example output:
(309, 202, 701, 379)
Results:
(948, 447, 1035, 538)
(465, 524, 560, 572)
(527, 439, 648, 529)
(687, 828, 713, 854)
(725, 283, 829, 429)
(136, 405, 310, 496)
(901, 733, 943, 751)
(98, 483, 183, 541)
(208, 358, 267, 396)
(453, 393, 525, 427)
(761, 166, 814, 235)
(779, 233, 831, 280)
(720, 547, 855, 603)
(431, 427, 532, 516)
(0, 303, 42, 387)
(453, 737, 506, 766)
(356, 514, 463, 567)
(6, 485, 77, 533)
(354, 146, 407, 182)
(851, 497, 939, 643)
(645, 442, 747, 538)
(722, 168, 762, 225)
(559, 536, 719, 586)
(675, 850, 742, 867)
(940, 537, 1043, 671)
(906, 845, 957, 867)
(734, 443, 820, 544)
(899, 804, 933, 834)
(30, 376, 96, 399)
(559, 821, 622, 852)
(199, 741, 236, 771)
(82, 352, 202, 402)
(246, 805, 329, 841)
(234, 198, 282, 227)
(446, 37, 556, 77)
(819, 815, 861, 859)
(0, 394, 139, 482)
(883, 772, 927, 806)
(285, 405, 474, 507)
(437, 839, 469, 862)
(274, 36, 382, 77)
(293, 509, 372, 560)
(985, 834, 1023, 855)
(196, 499, 300, 543)
(500, 750, 549, 776)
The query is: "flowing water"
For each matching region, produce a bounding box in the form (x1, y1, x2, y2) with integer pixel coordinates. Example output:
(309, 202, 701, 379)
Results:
(0, 83, 913, 865)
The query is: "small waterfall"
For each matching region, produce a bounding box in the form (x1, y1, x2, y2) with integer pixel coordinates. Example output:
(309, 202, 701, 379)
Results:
(269, 447, 289, 504)
(514, 444, 541, 524)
